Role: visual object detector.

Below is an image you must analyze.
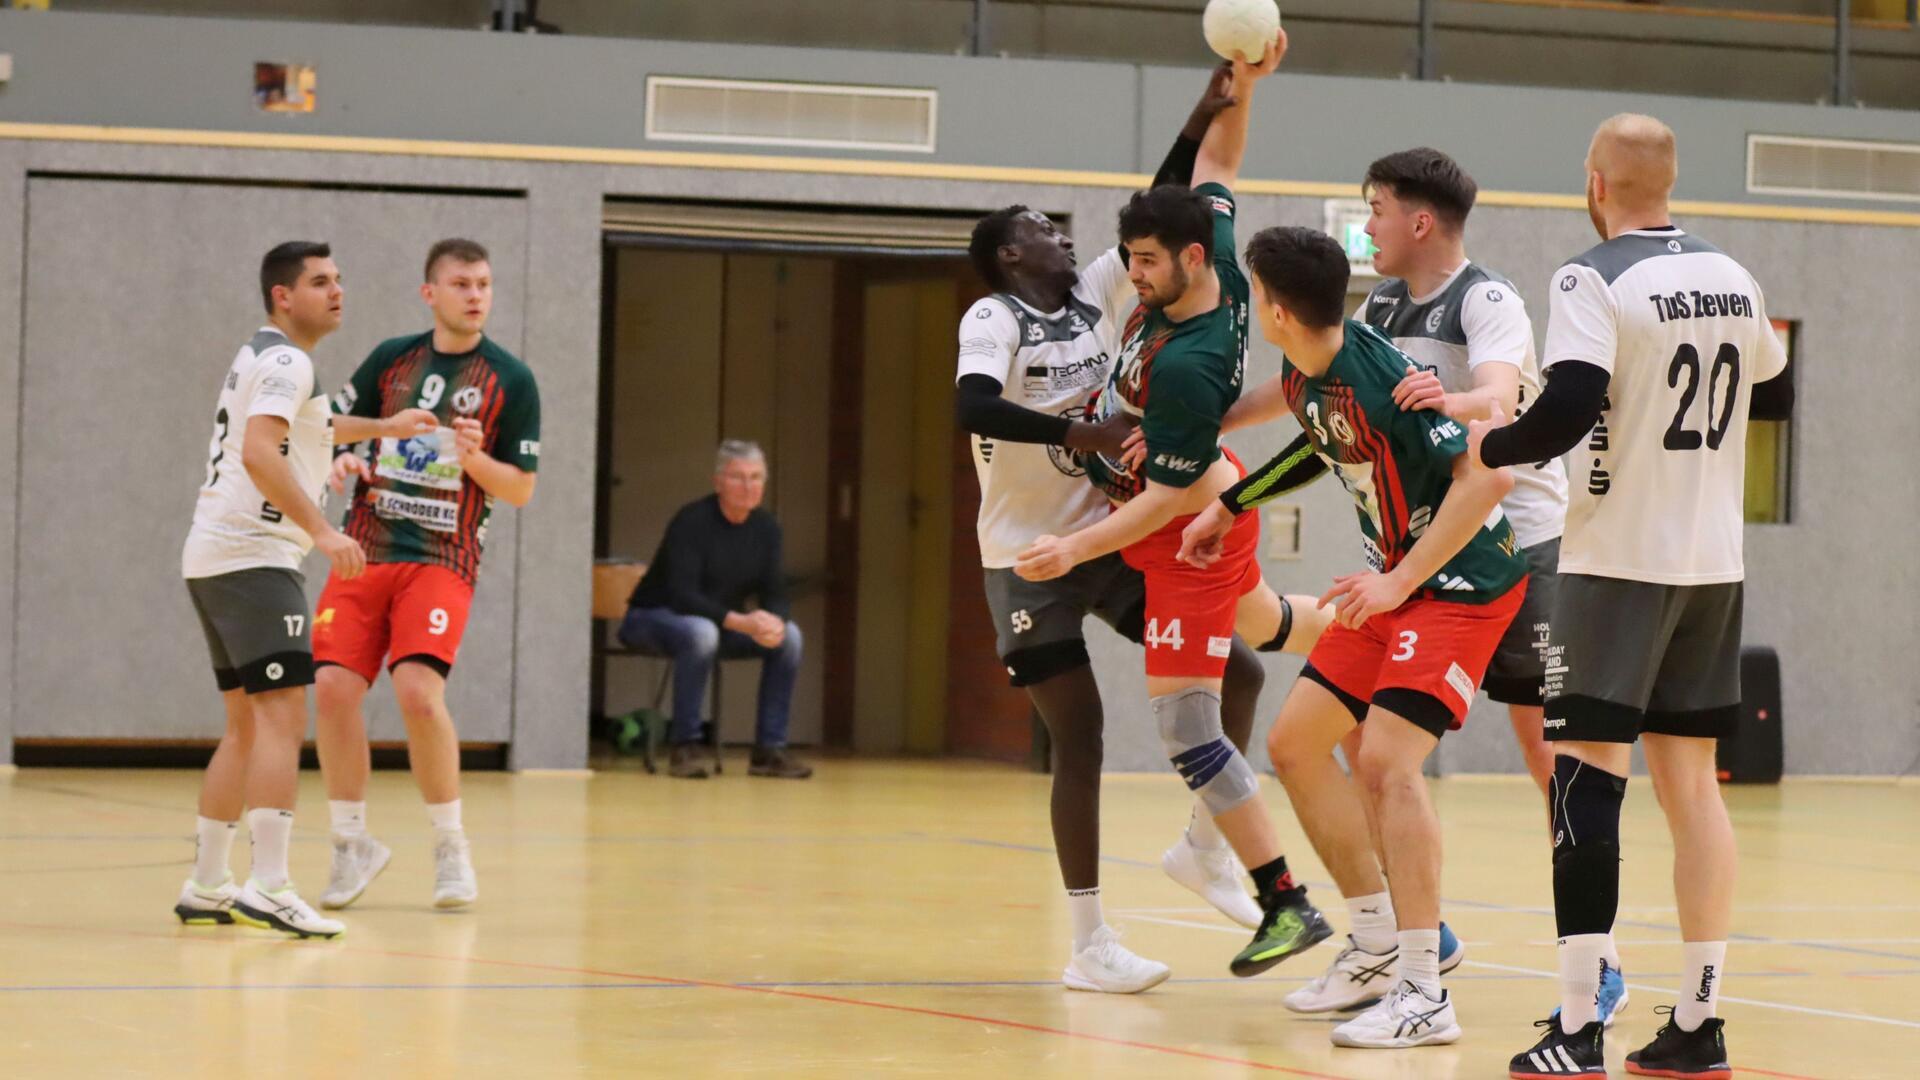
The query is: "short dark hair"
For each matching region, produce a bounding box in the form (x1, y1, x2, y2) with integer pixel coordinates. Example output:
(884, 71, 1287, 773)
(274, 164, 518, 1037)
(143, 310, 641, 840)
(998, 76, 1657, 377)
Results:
(425, 237, 490, 282)
(1243, 227, 1350, 330)
(259, 241, 331, 314)
(1117, 185, 1213, 263)
(1362, 148, 1478, 231)
(968, 205, 1029, 292)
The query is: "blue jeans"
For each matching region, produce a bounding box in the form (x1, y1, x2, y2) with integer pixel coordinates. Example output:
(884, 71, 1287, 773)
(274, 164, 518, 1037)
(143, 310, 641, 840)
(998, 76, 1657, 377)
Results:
(617, 606, 803, 749)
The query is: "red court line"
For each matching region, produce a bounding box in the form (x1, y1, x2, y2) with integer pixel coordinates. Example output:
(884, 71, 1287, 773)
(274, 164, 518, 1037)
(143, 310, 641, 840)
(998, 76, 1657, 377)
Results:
(0, 919, 1352, 1079)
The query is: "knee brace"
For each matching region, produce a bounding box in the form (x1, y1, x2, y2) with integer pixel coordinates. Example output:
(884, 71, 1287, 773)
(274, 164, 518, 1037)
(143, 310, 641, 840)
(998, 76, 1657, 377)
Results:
(1154, 686, 1259, 815)
(1550, 755, 1628, 938)
(1255, 596, 1295, 653)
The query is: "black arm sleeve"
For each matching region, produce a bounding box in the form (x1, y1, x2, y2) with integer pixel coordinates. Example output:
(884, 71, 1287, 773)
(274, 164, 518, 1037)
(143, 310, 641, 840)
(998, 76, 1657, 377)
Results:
(1152, 134, 1202, 189)
(955, 374, 1074, 445)
(1478, 361, 1610, 468)
(1221, 431, 1327, 513)
(1749, 364, 1794, 421)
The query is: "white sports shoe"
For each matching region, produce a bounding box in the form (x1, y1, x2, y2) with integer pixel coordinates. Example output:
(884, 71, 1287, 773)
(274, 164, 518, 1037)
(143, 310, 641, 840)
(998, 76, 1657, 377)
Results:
(1285, 936, 1400, 1013)
(1161, 833, 1261, 930)
(1062, 926, 1171, 994)
(232, 880, 345, 940)
(1330, 980, 1461, 1048)
(173, 876, 241, 925)
(432, 831, 478, 909)
(321, 833, 392, 910)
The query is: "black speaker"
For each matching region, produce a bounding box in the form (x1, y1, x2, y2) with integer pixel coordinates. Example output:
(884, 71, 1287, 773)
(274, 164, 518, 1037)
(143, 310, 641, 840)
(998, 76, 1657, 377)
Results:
(1718, 646, 1783, 784)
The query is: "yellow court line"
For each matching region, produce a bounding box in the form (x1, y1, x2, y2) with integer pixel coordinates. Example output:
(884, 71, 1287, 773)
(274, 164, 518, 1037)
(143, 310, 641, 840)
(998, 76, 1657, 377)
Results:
(4, 120, 1920, 229)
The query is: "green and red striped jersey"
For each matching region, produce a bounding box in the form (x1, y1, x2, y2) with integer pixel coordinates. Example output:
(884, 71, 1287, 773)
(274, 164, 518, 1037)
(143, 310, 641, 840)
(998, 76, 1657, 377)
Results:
(1277, 320, 1524, 604)
(332, 332, 540, 586)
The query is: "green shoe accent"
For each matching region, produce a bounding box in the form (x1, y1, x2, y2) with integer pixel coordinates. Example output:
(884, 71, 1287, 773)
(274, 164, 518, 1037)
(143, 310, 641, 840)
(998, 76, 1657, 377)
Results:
(1230, 898, 1333, 977)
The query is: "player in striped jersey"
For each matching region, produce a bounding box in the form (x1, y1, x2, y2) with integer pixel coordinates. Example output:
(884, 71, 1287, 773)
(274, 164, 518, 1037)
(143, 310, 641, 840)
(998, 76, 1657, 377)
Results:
(314, 238, 541, 913)
(1182, 225, 1526, 1048)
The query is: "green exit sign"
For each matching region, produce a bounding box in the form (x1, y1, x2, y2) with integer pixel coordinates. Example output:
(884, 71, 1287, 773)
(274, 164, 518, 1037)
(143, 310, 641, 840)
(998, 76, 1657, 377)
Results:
(1343, 221, 1376, 262)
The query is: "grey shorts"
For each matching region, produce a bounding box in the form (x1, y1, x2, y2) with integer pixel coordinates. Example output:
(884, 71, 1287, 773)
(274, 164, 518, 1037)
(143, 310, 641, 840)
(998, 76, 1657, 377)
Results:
(185, 567, 315, 695)
(1483, 537, 1560, 706)
(983, 553, 1146, 686)
(1542, 574, 1743, 744)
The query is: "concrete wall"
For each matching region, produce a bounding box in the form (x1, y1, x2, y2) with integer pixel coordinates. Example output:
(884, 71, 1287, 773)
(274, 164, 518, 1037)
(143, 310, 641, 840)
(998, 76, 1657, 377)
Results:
(36, 1, 1920, 109)
(0, 11, 1916, 772)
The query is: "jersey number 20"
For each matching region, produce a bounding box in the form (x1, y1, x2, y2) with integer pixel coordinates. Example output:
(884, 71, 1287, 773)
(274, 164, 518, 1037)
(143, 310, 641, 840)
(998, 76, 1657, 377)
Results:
(1664, 343, 1741, 452)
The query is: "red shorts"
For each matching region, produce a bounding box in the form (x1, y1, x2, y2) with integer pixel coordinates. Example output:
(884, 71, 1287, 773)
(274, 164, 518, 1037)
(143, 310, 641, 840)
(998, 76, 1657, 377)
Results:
(313, 562, 475, 684)
(1123, 506, 1262, 679)
(1303, 578, 1527, 737)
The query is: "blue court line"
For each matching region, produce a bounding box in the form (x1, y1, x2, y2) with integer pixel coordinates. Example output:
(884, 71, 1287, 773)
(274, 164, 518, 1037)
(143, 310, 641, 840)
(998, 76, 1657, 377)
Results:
(946, 833, 1920, 966)
(2, 970, 1876, 995)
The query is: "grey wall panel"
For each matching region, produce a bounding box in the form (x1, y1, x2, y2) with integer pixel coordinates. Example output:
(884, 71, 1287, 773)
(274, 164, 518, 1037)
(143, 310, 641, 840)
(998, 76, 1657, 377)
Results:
(0, 145, 21, 764)
(507, 168, 600, 770)
(13, 177, 527, 743)
(6, 10, 1920, 213)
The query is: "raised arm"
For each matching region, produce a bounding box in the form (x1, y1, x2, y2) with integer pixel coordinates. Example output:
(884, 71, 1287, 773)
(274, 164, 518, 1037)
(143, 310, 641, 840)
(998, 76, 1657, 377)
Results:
(1153, 64, 1237, 189)
(1192, 28, 1288, 192)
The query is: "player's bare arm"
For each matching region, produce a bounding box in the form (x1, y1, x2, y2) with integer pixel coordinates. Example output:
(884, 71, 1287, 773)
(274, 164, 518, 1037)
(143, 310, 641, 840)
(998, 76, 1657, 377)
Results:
(241, 413, 365, 579)
(1393, 361, 1520, 423)
(452, 416, 537, 507)
(1325, 418, 1514, 629)
(331, 407, 438, 445)
(1220, 372, 1293, 434)
(1191, 29, 1285, 191)
(1015, 457, 1237, 581)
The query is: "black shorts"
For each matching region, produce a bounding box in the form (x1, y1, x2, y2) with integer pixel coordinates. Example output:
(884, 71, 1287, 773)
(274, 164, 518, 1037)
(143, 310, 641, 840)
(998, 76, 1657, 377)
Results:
(185, 567, 315, 695)
(1543, 574, 1743, 744)
(1483, 537, 1560, 706)
(982, 554, 1146, 686)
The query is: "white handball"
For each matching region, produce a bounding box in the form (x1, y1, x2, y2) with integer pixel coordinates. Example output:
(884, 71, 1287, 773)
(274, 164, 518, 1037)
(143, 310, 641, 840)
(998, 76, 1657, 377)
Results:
(1203, 0, 1280, 63)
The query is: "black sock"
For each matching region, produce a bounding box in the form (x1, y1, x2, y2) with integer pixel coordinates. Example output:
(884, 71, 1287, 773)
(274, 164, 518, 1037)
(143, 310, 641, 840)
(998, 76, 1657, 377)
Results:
(1249, 856, 1299, 902)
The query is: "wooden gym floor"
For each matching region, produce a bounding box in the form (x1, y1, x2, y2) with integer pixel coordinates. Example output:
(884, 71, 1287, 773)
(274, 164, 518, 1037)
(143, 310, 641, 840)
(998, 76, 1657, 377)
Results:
(1, 760, 1915, 1078)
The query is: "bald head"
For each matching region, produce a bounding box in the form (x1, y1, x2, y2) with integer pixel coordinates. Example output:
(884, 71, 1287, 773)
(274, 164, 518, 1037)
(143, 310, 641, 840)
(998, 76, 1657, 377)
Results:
(1589, 113, 1677, 207)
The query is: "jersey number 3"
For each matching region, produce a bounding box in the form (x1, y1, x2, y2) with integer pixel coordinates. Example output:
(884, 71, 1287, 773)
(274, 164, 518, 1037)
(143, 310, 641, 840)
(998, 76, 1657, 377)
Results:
(1664, 343, 1741, 452)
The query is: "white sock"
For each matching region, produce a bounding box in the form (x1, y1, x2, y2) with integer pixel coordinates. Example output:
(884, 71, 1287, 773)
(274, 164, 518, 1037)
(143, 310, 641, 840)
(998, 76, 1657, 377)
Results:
(1347, 891, 1397, 953)
(1674, 940, 1726, 1032)
(1398, 928, 1442, 998)
(426, 799, 463, 834)
(1557, 932, 1611, 1034)
(1186, 804, 1227, 851)
(193, 816, 238, 888)
(1067, 887, 1103, 953)
(246, 808, 295, 892)
(329, 800, 367, 839)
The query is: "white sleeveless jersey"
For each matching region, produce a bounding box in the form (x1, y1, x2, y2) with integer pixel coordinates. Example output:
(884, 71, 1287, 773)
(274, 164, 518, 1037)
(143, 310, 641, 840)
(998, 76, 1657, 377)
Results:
(956, 248, 1136, 568)
(182, 327, 336, 578)
(1544, 227, 1787, 585)
(1357, 261, 1568, 549)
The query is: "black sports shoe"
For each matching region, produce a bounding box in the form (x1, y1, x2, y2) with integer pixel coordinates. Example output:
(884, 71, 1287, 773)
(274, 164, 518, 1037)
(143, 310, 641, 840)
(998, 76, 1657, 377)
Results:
(1229, 888, 1332, 977)
(1510, 1015, 1606, 1078)
(1626, 1008, 1731, 1079)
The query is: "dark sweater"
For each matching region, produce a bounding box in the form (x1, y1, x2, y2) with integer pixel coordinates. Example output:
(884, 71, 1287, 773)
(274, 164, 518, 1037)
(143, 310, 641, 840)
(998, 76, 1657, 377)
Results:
(628, 495, 789, 624)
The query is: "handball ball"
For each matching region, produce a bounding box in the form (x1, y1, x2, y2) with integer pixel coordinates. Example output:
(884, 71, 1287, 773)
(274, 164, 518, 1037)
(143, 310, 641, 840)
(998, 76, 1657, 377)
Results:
(1203, 0, 1280, 63)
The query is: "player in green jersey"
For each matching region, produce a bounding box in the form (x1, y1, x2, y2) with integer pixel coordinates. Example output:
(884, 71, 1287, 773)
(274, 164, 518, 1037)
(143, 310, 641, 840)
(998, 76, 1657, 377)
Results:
(1182, 225, 1524, 1048)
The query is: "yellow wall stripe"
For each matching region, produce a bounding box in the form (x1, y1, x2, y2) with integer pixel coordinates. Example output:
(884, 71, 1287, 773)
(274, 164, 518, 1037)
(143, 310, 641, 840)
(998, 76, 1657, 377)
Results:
(5, 120, 1920, 229)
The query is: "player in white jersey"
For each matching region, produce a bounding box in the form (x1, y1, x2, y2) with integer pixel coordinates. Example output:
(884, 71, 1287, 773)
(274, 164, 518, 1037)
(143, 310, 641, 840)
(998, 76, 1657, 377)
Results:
(1479, 116, 1792, 1080)
(956, 67, 1324, 993)
(177, 242, 432, 938)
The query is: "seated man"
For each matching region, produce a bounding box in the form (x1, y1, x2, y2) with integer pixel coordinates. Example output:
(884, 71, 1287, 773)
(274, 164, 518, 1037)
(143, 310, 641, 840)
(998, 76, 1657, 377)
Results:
(621, 440, 812, 780)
